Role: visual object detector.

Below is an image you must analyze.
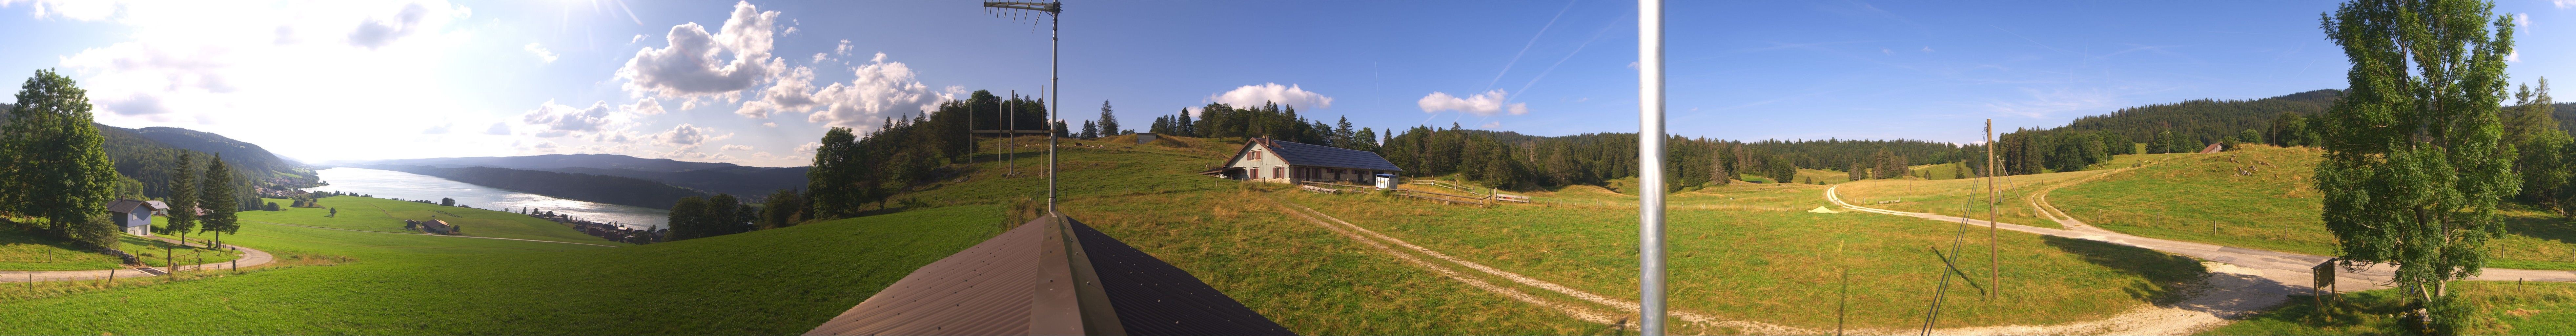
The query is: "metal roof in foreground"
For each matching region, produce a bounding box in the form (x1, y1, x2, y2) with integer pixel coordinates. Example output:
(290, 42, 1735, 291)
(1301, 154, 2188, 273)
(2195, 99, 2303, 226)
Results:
(804, 215, 1292, 336)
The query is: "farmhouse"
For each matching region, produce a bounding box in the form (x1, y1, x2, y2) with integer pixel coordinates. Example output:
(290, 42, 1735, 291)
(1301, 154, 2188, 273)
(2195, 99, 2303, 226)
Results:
(419, 219, 454, 235)
(1198, 137, 1402, 184)
(105, 199, 171, 236)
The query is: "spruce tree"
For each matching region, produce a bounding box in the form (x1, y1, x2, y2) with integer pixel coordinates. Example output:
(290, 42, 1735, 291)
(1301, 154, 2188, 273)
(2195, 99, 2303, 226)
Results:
(1097, 100, 1120, 136)
(198, 154, 240, 247)
(167, 151, 199, 246)
(2317, 0, 2518, 330)
(1847, 161, 1867, 181)
(2504, 79, 2571, 213)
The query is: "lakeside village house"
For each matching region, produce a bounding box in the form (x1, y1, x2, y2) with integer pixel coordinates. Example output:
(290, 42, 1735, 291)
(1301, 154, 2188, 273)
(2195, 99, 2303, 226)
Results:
(406, 219, 458, 235)
(105, 199, 172, 237)
(1199, 136, 1404, 187)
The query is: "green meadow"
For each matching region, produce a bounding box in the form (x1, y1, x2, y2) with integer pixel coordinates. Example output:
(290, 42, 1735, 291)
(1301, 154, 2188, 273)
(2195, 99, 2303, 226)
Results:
(2202, 281, 2576, 335)
(2047, 145, 2576, 270)
(0, 204, 1005, 334)
(1271, 182, 2206, 331)
(239, 196, 626, 245)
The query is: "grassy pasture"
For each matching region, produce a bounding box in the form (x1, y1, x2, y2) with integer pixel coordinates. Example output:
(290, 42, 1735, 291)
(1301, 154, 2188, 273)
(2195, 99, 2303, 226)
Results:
(238, 196, 624, 245)
(2048, 145, 2576, 270)
(2202, 281, 2576, 335)
(0, 224, 125, 271)
(1273, 182, 2208, 331)
(1831, 169, 2129, 230)
(1060, 189, 1602, 335)
(0, 204, 1005, 335)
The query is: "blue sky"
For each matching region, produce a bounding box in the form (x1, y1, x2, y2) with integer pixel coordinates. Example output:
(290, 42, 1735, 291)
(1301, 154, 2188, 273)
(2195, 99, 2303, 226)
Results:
(1, 0, 2568, 167)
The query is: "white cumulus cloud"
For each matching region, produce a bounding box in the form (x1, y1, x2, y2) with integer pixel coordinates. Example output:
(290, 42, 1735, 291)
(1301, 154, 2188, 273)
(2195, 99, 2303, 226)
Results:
(1207, 83, 1332, 109)
(1417, 89, 1527, 116)
(802, 53, 948, 128)
(520, 100, 636, 141)
(615, 0, 783, 100)
(720, 144, 753, 152)
(652, 123, 732, 149)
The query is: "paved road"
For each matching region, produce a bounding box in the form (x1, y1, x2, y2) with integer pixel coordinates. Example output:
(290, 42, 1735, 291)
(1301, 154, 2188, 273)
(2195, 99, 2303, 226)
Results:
(1824, 185, 2576, 291)
(0, 236, 275, 283)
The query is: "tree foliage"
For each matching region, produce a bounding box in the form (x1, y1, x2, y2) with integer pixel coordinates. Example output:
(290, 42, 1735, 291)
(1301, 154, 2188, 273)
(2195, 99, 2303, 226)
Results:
(0, 69, 121, 248)
(2316, 0, 2518, 330)
(198, 153, 242, 247)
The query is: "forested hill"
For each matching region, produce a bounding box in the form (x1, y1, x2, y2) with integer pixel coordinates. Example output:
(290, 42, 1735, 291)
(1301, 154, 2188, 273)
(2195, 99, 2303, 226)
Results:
(354, 153, 754, 172)
(2056, 89, 2340, 144)
(359, 165, 707, 209)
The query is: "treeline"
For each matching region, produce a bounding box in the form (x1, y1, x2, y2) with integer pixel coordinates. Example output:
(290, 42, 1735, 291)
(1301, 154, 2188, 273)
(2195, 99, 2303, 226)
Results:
(1, 106, 266, 204)
(1142, 102, 1383, 152)
(365, 165, 706, 210)
(0, 70, 244, 249)
(1375, 124, 1977, 190)
(1993, 90, 2339, 175)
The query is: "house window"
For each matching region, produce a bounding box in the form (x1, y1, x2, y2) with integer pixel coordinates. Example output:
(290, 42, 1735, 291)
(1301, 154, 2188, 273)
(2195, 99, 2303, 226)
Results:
(1249, 150, 1261, 161)
(1274, 167, 1285, 179)
(1250, 169, 1259, 180)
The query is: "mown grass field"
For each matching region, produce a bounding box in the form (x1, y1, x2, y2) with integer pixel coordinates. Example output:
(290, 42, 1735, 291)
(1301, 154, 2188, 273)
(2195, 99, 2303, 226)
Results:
(1273, 182, 2208, 331)
(1832, 170, 2122, 231)
(0, 204, 1005, 334)
(0, 224, 124, 271)
(237, 196, 625, 245)
(2202, 281, 2576, 335)
(2048, 145, 2576, 270)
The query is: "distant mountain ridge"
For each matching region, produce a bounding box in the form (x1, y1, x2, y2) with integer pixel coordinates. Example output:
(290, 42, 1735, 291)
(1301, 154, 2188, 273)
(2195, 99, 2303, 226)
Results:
(349, 154, 810, 199)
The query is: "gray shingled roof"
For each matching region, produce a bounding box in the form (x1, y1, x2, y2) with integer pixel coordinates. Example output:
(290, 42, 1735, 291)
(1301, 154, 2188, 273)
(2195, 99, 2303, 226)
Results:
(105, 199, 151, 214)
(1254, 138, 1402, 172)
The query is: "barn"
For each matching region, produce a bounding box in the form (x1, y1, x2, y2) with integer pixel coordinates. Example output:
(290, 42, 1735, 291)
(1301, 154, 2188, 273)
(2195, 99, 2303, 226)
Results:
(1197, 136, 1402, 184)
(105, 199, 170, 237)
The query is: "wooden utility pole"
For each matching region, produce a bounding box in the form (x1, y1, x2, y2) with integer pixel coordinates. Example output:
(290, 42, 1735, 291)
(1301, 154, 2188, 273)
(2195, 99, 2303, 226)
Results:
(1985, 119, 1998, 300)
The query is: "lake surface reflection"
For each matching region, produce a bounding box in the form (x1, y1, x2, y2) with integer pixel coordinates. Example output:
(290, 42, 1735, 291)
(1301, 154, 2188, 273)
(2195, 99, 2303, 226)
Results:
(301, 167, 668, 230)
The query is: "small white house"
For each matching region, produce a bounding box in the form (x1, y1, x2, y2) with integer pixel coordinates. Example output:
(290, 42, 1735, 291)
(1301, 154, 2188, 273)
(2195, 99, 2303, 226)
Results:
(105, 199, 171, 237)
(1199, 136, 1403, 185)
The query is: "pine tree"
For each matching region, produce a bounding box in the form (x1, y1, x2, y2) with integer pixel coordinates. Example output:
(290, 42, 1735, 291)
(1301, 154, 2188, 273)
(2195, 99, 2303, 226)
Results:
(1847, 161, 1867, 181)
(198, 154, 240, 247)
(2318, 0, 2518, 330)
(2505, 79, 2571, 214)
(1081, 120, 1098, 139)
(0, 69, 119, 247)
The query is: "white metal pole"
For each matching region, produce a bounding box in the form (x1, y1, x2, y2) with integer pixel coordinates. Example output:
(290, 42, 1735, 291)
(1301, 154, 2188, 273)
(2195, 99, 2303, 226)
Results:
(1047, 6, 1059, 216)
(1636, 0, 1666, 334)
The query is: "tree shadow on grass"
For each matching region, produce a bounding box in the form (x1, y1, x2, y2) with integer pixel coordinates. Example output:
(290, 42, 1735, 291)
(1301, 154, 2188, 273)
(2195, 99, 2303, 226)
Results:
(2501, 213, 2576, 246)
(2042, 236, 2210, 305)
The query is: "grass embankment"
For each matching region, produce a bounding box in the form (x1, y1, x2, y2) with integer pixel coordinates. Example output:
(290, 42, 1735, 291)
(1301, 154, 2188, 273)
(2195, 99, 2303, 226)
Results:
(1275, 182, 2207, 331)
(1, 220, 242, 271)
(1831, 170, 2130, 230)
(0, 204, 1005, 334)
(2202, 281, 2576, 335)
(2048, 145, 2576, 270)
(237, 196, 624, 245)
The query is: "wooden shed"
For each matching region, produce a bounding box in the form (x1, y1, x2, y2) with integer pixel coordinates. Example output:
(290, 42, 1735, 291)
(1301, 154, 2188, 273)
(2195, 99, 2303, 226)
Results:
(1197, 137, 1402, 184)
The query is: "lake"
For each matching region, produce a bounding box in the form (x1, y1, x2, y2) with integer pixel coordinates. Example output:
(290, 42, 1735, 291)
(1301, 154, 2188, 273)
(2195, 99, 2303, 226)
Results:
(301, 167, 669, 230)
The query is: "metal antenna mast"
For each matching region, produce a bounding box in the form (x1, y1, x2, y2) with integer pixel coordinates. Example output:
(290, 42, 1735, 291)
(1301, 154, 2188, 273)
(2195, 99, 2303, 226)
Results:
(983, 1, 1061, 214)
(1637, 0, 1666, 334)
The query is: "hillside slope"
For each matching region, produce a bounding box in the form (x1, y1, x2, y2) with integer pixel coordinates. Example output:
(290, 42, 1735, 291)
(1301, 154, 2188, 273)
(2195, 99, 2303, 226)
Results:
(0, 204, 1006, 334)
(2048, 145, 2576, 270)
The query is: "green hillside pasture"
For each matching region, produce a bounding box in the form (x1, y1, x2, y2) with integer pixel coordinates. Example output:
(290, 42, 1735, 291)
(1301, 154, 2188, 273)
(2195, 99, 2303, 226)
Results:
(0, 224, 123, 271)
(0, 204, 1003, 334)
(1273, 183, 2207, 331)
(2049, 145, 2576, 270)
(1911, 162, 1973, 180)
(2202, 281, 2576, 335)
(894, 136, 1240, 208)
(1060, 189, 1601, 335)
(238, 196, 623, 245)
(0, 219, 240, 271)
(1833, 170, 2123, 230)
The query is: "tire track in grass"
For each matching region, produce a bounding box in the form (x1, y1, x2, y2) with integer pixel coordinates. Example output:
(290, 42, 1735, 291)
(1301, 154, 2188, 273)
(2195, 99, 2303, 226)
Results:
(1272, 199, 1816, 335)
(1261, 200, 1633, 327)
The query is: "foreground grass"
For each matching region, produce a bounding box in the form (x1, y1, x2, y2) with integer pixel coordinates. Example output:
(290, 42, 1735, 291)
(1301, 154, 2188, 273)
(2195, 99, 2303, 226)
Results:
(238, 196, 624, 246)
(0, 205, 1004, 334)
(2203, 281, 2576, 335)
(1278, 183, 2207, 330)
(2049, 145, 2576, 270)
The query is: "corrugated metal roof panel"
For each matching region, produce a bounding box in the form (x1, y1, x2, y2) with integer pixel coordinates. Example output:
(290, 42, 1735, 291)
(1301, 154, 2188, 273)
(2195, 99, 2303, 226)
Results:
(1258, 139, 1402, 172)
